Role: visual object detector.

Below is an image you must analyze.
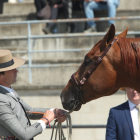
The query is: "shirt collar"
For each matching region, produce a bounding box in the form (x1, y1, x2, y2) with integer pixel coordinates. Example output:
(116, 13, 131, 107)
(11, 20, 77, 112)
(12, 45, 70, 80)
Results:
(128, 100, 137, 110)
(128, 100, 140, 110)
(0, 85, 13, 93)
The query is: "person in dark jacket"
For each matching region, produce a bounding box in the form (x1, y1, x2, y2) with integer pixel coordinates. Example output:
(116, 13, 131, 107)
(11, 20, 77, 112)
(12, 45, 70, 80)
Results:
(34, 0, 47, 19)
(34, 0, 47, 13)
(42, 0, 74, 34)
(106, 87, 140, 140)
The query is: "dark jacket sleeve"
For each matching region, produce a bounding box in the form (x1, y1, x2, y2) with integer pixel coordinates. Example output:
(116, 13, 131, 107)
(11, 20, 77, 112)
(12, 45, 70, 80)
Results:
(106, 109, 117, 140)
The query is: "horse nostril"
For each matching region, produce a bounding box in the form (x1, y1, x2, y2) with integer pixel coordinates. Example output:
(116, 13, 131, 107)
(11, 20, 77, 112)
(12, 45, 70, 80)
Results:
(69, 100, 75, 106)
(62, 103, 69, 110)
(68, 100, 75, 110)
(62, 100, 75, 111)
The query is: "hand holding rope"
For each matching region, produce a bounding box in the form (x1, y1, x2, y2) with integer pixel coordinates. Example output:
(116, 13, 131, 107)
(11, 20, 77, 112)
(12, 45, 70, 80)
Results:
(27, 100, 79, 140)
(49, 100, 79, 140)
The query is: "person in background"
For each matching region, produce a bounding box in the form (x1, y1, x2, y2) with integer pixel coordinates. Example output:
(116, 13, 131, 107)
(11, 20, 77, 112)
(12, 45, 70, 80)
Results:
(106, 87, 140, 140)
(83, 0, 119, 33)
(0, 50, 66, 140)
(34, 0, 47, 19)
(42, 0, 74, 34)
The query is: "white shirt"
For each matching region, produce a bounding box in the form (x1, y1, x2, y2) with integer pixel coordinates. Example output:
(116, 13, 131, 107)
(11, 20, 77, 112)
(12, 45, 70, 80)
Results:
(128, 100, 140, 140)
(0, 85, 54, 131)
(0, 85, 15, 97)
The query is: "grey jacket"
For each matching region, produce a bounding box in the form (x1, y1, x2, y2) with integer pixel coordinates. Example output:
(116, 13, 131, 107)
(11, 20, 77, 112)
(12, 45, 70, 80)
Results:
(0, 86, 50, 140)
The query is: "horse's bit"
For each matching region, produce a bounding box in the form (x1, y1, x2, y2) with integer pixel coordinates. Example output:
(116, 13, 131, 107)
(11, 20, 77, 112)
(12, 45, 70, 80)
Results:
(70, 38, 117, 106)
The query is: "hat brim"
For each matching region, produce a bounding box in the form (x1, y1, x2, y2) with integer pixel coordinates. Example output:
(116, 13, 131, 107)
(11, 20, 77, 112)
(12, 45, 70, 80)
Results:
(0, 57, 25, 72)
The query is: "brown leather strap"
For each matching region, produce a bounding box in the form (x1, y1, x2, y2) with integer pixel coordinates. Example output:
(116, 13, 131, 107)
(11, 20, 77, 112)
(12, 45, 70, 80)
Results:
(82, 38, 118, 84)
(70, 38, 117, 104)
(17, 98, 31, 126)
(26, 111, 44, 115)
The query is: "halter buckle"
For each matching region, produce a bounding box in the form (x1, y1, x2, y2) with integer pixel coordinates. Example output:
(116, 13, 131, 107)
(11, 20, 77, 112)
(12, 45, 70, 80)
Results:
(95, 57, 102, 65)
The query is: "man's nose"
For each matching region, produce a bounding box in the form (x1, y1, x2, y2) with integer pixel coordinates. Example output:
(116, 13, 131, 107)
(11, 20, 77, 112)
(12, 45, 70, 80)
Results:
(14, 68, 18, 73)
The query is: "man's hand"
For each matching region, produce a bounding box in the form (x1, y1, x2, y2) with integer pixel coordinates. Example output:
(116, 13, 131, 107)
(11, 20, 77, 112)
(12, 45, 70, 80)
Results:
(54, 108, 67, 122)
(54, 4, 58, 8)
(54, 4, 63, 8)
(41, 110, 55, 124)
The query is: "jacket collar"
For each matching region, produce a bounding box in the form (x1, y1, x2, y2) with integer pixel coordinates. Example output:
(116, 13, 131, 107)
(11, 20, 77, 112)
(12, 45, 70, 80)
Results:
(124, 101, 134, 138)
(0, 86, 18, 102)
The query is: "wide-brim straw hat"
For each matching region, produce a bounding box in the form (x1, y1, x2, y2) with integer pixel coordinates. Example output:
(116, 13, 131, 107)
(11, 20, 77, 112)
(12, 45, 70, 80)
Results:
(0, 50, 25, 72)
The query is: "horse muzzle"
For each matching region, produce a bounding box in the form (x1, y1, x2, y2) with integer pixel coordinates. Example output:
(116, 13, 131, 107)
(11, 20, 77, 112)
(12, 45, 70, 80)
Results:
(60, 91, 82, 111)
(61, 100, 82, 111)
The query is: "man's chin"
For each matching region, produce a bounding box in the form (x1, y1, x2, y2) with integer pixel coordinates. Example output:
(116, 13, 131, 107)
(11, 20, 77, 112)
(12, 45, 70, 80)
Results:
(12, 79, 17, 84)
(133, 96, 140, 99)
(132, 98, 140, 103)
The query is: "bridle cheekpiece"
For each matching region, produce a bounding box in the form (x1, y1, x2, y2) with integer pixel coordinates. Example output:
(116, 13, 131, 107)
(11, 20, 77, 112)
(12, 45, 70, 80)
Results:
(70, 38, 117, 107)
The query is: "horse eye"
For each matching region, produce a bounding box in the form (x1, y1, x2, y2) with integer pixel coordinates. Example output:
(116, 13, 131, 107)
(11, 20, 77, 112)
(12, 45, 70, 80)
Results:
(84, 58, 92, 66)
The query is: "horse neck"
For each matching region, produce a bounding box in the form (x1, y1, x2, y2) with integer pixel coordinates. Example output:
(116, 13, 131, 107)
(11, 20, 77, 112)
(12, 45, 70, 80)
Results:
(117, 38, 140, 90)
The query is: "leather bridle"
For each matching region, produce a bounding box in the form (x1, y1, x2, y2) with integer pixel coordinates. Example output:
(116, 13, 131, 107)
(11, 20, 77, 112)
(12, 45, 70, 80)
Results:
(70, 38, 117, 106)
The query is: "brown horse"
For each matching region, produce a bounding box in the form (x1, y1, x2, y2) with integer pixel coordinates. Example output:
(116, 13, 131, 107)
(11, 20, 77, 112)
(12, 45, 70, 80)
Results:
(60, 24, 140, 111)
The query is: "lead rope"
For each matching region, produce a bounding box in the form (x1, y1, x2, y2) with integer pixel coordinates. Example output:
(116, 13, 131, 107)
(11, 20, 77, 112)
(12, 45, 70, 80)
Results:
(50, 101, 79, 140)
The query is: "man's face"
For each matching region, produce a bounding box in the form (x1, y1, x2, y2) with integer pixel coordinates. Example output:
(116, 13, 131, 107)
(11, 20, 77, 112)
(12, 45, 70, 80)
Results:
(126, 88, 140, 105)
(2, 69, 18, 87)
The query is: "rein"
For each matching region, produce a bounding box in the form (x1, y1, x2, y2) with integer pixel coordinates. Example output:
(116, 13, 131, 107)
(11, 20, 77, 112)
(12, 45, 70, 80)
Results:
(50, 103, 78, 140)
(71, 38, 117, 105)
(27, 110, 75, 140)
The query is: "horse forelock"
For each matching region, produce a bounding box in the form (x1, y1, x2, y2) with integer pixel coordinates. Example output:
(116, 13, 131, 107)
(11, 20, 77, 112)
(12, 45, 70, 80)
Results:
(118, 38, 140, 79)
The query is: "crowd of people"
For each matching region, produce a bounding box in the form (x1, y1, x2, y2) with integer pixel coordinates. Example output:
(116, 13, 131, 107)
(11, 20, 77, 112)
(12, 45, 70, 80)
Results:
(34, 0, 120, 34)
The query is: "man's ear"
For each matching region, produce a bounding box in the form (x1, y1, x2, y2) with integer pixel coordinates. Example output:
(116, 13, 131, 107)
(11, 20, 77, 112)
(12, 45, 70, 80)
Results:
(0, 72, 5, 77)
(100, 24, 115, 52)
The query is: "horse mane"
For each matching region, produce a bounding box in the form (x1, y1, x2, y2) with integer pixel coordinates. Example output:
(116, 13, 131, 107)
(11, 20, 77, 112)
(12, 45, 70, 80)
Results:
(118, 37, 140, 79)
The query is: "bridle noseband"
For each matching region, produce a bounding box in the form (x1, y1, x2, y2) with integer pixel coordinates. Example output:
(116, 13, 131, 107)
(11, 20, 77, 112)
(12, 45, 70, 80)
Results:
(70, 38, 117, 106)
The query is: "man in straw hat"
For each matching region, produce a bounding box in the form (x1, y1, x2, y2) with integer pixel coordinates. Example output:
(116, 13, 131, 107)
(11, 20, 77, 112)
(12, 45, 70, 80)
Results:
(106, 87, 140, 140)
(0, 50, 66, 140)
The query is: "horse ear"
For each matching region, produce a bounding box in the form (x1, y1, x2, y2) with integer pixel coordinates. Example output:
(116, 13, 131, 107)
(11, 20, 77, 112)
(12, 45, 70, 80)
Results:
(100, 24, 115, 52)
(116, 26, 129, 39)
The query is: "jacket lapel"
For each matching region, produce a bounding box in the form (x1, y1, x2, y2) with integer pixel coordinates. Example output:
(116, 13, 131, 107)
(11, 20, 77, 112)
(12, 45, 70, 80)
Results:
(0, 86, 18, 102)
(124, 101, 134, 138)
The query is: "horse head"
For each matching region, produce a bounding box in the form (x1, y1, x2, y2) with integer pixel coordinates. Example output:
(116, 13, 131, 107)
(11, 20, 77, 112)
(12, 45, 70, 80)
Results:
(61, 24, 129, 111)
